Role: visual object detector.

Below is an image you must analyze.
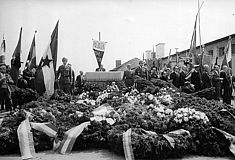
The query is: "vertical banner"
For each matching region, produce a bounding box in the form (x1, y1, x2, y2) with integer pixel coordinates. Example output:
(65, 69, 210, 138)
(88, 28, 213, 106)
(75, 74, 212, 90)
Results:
(92, 39, 106, 68)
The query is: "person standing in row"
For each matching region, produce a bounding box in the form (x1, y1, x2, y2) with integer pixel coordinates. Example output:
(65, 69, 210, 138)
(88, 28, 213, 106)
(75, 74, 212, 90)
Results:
(135, 60, 148, 80)
(149, 67, 158, 80)
(211, 65, 222, 101)
(179, 65, 187, 88)
(75, 71, 85, 94)
(123, 64, 134, 88)
(0, 65, 14, 111)
(23, 61, 36, 90)
(220, 65, 232, 104)
(191, 65, 202, 92)
(170, 66, 180, 88)
(134, 60, 148, 91)
(57, 57, 71, 94)
(201, 64, 212, 89)
(67, 63, 75, 94)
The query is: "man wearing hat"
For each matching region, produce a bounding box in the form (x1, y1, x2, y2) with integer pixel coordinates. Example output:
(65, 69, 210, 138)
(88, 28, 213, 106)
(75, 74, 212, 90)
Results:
(191, 64, 202, 92)
(0, 64, 14, 111)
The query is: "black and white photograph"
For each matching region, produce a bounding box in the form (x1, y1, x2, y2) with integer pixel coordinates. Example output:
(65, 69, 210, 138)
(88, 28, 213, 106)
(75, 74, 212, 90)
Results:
(0, 0, 235, 159)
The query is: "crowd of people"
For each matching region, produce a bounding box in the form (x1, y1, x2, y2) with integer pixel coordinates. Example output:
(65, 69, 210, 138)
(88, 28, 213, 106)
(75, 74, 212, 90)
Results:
(0, 57, 234, 112)
(123, 60, 235, 105)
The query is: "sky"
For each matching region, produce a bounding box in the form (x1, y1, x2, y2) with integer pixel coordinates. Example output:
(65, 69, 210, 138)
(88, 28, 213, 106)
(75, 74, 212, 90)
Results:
(0, 0, 235, 75)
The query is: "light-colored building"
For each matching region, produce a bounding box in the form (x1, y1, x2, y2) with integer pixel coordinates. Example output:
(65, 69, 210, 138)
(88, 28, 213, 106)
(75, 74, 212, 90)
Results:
(156, 43, 165, 58)
(160, 34, 235, 76)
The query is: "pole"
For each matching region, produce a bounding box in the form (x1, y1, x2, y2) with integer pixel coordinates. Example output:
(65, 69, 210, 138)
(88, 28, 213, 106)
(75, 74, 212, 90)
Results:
(99, 32, 101, 41)
(198, 0, 202, 58)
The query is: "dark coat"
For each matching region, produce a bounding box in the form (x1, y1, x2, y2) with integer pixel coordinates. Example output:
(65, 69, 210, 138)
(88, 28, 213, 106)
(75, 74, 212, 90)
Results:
(191, 71, 202, 92)
(220, 71, 232, 104)
(211, 69, 221, 100)
(179, 71, 187, 87)
(201, 71, 212, 89)
(170, 72, 180, 88)
(75, 75, 84, 88)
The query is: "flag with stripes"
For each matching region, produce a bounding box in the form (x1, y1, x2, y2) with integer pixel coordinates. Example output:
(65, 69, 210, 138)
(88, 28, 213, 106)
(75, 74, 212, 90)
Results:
(30, 122, 57, 137)
(25, 32, 37, 70)
(58, 121, 90, 154)
(35, 21, 58, 96)
(123, 128, 135, 160)
(17, 118, 36, 160)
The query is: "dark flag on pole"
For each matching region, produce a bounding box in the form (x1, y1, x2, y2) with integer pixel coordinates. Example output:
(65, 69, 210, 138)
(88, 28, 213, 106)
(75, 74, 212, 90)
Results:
(0, 34, 6, 54)
(10, 27, 22, 85)
(25, 31, 37, 70)
(92, 39, 106, 68)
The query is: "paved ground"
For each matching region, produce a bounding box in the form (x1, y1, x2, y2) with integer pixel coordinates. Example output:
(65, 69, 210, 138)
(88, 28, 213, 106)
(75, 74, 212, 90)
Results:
(0, 150, 233, 160)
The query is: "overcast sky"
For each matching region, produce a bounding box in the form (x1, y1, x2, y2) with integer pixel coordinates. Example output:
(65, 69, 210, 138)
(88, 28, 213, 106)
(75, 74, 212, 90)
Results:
(0, 0, 235, 74)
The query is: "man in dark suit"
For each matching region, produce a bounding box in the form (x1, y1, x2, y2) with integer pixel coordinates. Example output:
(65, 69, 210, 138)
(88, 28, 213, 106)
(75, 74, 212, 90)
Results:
(220, 65, 232, 104)
(67, 64, 75, 94)
(134, 60, 148, 91)
(170, 65, 180, 88)
(201, 64, 212, 89)
(179, 65, 187, 88)
(75, 71, 85, 94)
(191, 65, 202, 92)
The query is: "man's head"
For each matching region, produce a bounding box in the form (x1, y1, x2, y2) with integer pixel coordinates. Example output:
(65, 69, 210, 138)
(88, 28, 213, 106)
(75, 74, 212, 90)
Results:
(194, 65, 200, 71)
(222, 65, 228, 72)
(182, 65, 187, 72)
(0, 65, 6, 73)
(80, 71, 83, 75)
(203, 64, 209, 72)
(174, 66, 179, 72)
(152, 67, 157, 73)
(62, 57, 68, 65)
(127, 64, 131, 70)
(67, 63, 71, 68)
(214, 65, 219, 71)
(139, 60, 144, 67)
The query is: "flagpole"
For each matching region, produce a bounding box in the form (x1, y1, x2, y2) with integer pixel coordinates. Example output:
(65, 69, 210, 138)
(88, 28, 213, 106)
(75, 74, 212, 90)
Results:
(198, 0, 203, 72)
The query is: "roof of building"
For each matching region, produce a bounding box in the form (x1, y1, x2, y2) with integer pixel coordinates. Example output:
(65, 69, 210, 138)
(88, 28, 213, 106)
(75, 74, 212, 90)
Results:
(110, 57, 141, 71)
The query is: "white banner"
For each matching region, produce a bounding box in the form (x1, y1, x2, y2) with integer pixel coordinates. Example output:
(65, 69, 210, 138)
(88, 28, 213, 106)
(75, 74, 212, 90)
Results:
(92, 39, 106, 52)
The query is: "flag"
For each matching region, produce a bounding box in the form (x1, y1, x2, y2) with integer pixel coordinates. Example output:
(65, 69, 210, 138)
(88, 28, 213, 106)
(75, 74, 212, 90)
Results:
(35, 21, 58, 96)
(123, 128, 135, 160)
(58, 121, 90, 154)
(221, 50, 228, 70)
(189, 18, 198, 65)
(30, 122, 57, 137)
(10, 27, 22, 85)
(25, 32, 36, 70)
(17, 118, 36, 160)
(92, 39, 106, 68)
(0, 34, 6, 55)
(221, 36, 232, 69)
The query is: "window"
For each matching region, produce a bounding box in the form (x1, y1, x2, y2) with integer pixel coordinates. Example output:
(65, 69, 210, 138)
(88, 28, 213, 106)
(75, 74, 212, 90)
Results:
(219, 47, 225, 57)
(232, 44, 235, 55)
(208, 50, 213, 56)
